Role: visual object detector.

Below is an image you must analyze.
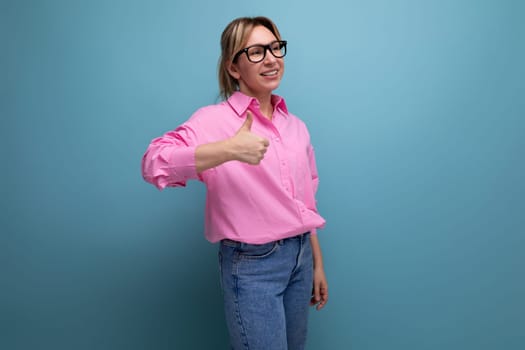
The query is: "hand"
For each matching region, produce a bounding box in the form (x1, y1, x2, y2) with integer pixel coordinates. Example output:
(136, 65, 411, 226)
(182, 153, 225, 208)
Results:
(229, 111, 269, 165)
(310, 267, 328, 311)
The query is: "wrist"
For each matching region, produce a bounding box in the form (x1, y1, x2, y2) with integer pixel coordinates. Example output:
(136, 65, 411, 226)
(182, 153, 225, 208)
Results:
(313, 261, 324, 270)
(223, 137, 239, 162)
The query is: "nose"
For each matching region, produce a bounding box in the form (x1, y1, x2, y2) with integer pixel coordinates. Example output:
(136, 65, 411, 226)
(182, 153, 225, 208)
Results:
(263, 48, 277, 64)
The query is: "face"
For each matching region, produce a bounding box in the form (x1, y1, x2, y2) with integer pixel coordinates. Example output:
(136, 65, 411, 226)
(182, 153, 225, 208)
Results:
(228, 25, 285, 99)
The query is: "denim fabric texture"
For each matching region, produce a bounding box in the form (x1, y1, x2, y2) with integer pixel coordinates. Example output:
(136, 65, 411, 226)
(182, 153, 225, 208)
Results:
(219, 233, 313, 350)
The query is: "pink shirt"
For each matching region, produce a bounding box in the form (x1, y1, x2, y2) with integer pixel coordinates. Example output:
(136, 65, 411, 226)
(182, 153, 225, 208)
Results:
(142, 91, 326, 244)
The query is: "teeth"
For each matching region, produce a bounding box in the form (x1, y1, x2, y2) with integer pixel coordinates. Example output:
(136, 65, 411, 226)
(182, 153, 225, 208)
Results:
(262, 70, 278, 76)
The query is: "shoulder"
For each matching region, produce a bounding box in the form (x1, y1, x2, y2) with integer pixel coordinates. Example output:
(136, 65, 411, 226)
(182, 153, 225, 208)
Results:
(188, 101, 231, 122)
(286, 110, 311, 136)
(275, 95, 309, 132)
(182, 100, 235, 129)
(287, 111, 306, 126)
(179, 100, 239, 140)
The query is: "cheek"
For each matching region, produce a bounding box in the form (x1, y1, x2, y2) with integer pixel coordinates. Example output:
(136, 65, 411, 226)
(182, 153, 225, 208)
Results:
(239, 65, 258, 81)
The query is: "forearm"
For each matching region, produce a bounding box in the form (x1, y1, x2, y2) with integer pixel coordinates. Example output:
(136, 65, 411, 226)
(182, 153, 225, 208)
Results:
(195, 139, 235, 173)
(310, 234, 324, 269)
(195, 115, 269, 173)
(310, 233, 328, 310)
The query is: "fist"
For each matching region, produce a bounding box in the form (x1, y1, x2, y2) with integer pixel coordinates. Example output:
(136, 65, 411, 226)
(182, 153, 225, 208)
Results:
(231, 111, 270, 165)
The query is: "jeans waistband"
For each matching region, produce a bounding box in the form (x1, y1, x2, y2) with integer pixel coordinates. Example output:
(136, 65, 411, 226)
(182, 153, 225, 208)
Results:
(221, 232, 310, 248)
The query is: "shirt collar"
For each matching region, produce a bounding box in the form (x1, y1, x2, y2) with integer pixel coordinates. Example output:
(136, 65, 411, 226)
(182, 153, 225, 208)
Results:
(227, 91, 289, 118)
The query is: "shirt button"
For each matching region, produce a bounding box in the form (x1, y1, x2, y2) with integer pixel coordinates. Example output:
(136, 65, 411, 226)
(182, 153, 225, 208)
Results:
(275, 138, 280, 142)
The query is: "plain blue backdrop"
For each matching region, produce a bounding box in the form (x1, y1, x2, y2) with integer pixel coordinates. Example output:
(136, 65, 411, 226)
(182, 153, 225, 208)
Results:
(2, 0, 524, 349)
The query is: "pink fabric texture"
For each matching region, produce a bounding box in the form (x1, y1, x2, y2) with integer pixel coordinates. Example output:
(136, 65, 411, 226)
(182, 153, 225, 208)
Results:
(142, 92, 325, 243)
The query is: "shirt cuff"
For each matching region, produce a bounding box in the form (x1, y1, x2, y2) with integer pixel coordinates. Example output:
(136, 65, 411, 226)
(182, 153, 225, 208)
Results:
(169, 146, 199, 183)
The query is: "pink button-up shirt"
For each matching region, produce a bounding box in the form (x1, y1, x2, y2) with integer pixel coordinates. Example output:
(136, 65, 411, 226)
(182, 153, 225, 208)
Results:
(142, 91, 325, 243)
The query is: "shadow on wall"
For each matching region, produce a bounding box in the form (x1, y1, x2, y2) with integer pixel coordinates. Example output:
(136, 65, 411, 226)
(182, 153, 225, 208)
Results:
(120, 183, 230, 349)
(3, 181, 231, 350)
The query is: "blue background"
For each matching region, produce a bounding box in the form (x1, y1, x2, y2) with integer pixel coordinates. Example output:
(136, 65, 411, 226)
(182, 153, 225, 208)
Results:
(2, 0, 524, 349)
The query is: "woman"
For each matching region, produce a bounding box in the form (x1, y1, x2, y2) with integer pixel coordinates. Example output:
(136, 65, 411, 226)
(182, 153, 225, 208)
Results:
(142, 16, 328, 350)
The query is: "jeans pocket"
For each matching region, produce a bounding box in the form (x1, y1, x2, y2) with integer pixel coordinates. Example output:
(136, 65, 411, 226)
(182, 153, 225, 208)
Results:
(236, 241, 279, 260)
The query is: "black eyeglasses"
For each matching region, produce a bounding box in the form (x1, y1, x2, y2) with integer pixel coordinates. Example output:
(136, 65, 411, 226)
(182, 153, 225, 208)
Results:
(232, 40, 287, 63)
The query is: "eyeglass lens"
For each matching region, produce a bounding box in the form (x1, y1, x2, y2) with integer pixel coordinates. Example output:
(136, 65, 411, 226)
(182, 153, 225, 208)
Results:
(247, 41, 286, 62)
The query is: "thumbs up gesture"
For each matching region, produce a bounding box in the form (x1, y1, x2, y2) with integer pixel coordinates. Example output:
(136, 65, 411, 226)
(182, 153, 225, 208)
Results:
(230, 111, 270, 165)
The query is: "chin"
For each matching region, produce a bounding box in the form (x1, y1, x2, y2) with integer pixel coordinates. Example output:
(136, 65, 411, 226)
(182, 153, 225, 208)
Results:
(263, 80, 282, 91)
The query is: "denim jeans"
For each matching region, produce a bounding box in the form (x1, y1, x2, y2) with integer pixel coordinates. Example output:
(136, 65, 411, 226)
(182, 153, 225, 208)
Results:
(218, 233, 313, 350)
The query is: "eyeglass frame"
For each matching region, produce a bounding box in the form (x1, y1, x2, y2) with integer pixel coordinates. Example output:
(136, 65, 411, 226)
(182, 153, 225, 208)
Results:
(232, 40, 287, 63)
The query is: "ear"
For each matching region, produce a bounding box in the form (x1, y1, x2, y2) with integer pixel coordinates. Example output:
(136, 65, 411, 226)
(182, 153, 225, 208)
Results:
(226, 60, 241, 80)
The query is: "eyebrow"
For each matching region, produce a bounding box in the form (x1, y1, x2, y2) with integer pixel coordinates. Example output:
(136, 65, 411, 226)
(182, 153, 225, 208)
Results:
(244, 39, 279, 46)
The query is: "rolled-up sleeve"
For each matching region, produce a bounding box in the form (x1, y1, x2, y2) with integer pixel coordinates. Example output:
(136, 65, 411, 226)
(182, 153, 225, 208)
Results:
(141, 125, 200, 190)
(307, 143, 319, 195)
(307, 143, 322, 235)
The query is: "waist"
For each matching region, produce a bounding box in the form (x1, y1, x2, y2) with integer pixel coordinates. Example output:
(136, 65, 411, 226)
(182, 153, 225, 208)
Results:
(221, 232, 310, 248)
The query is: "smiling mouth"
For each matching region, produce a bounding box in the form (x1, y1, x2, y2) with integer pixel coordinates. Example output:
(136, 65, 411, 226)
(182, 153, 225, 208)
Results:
(261, 70, 278, 76)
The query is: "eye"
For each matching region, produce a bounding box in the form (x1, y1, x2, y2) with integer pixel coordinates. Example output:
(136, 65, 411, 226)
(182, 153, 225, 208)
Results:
(249, 46, 264, 55)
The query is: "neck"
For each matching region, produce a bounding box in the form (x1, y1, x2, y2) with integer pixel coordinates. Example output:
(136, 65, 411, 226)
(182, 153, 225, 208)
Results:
(253, 93, 273, 119)
(238, 88, 274, 119)
(259, 100, 273, 119)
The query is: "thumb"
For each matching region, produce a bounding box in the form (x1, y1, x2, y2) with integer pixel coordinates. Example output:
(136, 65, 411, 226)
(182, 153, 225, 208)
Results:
(240, 111, 253, 131)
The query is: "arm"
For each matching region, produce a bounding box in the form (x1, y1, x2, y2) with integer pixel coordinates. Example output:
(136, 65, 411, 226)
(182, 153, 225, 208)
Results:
(310, 234, 328, 310)
(305, 138, 328, 310)
(196, 112, 269, 173)
(142, 112, 268, 189)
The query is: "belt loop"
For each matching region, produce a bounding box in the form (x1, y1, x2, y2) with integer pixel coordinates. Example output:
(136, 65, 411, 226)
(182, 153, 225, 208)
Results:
(302, 231, 310, 244)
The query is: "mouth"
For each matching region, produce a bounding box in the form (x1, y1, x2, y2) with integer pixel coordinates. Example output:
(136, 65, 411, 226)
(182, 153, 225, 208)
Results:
(261, 70, 278, 77)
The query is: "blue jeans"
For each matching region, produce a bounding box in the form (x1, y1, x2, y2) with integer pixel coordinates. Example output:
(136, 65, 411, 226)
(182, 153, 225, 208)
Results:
(218, 233, 313, 350)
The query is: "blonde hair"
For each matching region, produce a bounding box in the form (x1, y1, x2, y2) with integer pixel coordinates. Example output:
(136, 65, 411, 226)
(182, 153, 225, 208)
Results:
(218, 16, 282, 100)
